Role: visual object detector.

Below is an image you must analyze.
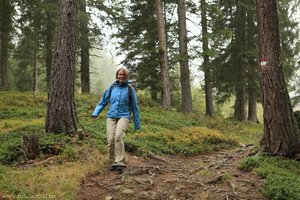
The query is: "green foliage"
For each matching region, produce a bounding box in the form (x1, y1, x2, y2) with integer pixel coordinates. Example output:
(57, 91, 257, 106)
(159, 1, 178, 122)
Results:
(0, 91, 264, 198)
(126, 126, 238, 156)
(294, 111, 300, 129)
(39, 133, 72, 156)
(57, 145, 79, 162)
(0, 132, 23, 165)
(238, 156, 262, 172)
(238, 155, 300, 200)
(278, 0, 300, 82)
(0, 129, 74, 165)
(0, 91, 263, 165)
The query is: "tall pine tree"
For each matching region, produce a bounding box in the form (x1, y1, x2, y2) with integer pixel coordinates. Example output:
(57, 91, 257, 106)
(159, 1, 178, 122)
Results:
(45, 0, 78, 134)
(257, 0, 300, 156)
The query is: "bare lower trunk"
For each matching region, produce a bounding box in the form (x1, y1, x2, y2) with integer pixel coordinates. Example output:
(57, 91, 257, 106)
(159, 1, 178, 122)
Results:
(45, 0, 78, 134)
(234, 87, 246, 121)
(248, 89, 258, 122)
(201, 0, 213, 116)
(178, 0, 192, 112)
(0, 0, 10, 91)
(151, 90, 158, 102)
(79, 0, 90, 94)
(155, 0, 171, 110)
(1, 30, 9, 91)
(33, 53, 38, 92)
(246, 0, 258, 123)
(45, 0, 54, 90)
(257, 0, 300, 156)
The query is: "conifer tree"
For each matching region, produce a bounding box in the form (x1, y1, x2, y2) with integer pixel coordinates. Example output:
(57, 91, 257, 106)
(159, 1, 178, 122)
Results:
(155, 0, 171, 110)
(257, 0, 300, 156)
(178, 0, 192, 112)
(45, 0, 78, 134)
(201, 0, 213, 116)
(0, 0, 13, 91)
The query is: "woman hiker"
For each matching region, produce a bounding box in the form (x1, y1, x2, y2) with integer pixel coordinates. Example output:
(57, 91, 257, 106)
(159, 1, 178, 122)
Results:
(91, 67, 141, 171)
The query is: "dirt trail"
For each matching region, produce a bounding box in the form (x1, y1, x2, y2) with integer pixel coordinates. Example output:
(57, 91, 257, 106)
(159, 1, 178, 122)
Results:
(77, 145, 266, 200)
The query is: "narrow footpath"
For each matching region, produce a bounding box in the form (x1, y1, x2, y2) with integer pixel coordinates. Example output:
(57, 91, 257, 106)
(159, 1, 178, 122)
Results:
(77, 145, 265, 200)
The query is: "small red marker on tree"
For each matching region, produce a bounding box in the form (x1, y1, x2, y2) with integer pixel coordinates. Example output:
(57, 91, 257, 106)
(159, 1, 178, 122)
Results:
(260, 57, 268, 67)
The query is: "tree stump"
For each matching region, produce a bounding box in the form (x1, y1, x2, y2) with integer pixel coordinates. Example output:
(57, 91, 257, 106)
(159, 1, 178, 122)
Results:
(23, 134, 39, 160)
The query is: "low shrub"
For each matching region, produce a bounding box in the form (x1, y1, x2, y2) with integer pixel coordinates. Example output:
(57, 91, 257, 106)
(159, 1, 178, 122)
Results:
(238, 156, 262, 172)
(240, 155, 300, 200)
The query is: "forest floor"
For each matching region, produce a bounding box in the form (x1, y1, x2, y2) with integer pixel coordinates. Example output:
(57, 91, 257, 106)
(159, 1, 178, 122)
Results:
(77, 145, 266, 200)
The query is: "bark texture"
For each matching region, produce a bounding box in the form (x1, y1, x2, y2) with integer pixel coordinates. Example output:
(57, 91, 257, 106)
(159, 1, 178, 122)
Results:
(155, 0, 171, 110)
(201, 0, 213, 116)
(257, 0, 300, 156)
(33, 52, 38, 92)
(45, 0, 78, 134)
(178, 0, 192, 112)
(233, 0, 246, 121)
(0, 0, 11, 91)
(246, 1, 258, 122)
(45, 0, 54, 90)
(23, 135, 39, 160)
(234, 88, 246, 121)
(79, 0, 90, 94)
(248, 89, 258, 122)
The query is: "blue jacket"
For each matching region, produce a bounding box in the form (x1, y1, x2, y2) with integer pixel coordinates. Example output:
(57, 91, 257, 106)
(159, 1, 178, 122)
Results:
(92, 80, 141, 130)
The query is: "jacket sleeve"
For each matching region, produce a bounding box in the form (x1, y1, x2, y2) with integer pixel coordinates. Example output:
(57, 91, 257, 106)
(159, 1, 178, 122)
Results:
(131, 87, 141, 130)
(92, 87, 110, 117)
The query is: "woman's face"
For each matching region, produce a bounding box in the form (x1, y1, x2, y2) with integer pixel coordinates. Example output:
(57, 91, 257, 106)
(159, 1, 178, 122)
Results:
(117, 70, 127, 85)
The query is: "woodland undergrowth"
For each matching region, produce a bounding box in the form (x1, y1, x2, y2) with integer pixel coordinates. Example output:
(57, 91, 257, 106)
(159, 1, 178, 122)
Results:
(0, 92, 299, 199)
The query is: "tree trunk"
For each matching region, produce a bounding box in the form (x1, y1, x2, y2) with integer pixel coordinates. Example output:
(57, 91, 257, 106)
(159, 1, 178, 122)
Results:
(257, 0, 300, 156)
(79, 0, 90, 94)
(155, 0, 171, 110)
(33, 52, 38, 92)
(246, 0, 258, 122)
(248, 88, 258, 122)
(177, 0, 192, 112)
(0, 0, 11, 91)
(23, 135, 39, 160)
(234, 87, 246, 121)
(201, 0, 213, 116)
(45, 0, 78, 134)
(45, 0, 54, 90)
(151, 90, 158, 102)
(233, 0, 246, 121)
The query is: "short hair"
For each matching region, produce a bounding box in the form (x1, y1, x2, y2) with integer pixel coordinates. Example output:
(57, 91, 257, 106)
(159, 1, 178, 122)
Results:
(116, 67, 129, 79)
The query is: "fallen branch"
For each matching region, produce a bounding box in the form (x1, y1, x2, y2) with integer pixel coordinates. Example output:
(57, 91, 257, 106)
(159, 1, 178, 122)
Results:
(236, 179, 255, 186)
(114, 166, 161, 180)
(189, 166, 206, 175)
(22, 156, 56, 168)
(227, 180, 237, 194)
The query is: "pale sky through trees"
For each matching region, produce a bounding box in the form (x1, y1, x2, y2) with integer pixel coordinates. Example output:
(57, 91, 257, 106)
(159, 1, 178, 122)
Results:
(90, 1, 300, 88)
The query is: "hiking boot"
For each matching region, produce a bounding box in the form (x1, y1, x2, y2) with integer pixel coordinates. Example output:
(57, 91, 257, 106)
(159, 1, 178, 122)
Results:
(110, 163, 127, 171)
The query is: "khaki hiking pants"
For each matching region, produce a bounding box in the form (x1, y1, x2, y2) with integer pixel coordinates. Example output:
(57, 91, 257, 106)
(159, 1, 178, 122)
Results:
(107, 118, 129, 165)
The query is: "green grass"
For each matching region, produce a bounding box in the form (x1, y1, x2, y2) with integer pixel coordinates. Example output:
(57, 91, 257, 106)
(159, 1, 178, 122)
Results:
(1, 91, 294, 200)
